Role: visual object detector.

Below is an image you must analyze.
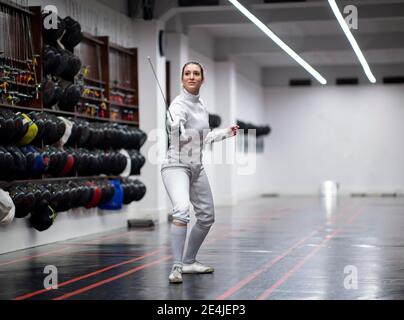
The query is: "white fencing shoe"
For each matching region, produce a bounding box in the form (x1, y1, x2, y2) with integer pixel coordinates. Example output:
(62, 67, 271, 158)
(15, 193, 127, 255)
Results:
(182, 261, 214, 274)
(168, 265, 183, 283)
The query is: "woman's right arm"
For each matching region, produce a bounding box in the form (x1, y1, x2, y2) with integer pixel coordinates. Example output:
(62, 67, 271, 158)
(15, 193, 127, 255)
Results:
(166, 103, 188, 138)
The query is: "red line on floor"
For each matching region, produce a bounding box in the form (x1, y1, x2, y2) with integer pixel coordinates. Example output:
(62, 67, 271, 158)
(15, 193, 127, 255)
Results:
(0, 207, 293, 268)
(9, 207, 313, 300)
(206, 207, 298, 245)
(0, 230, 135, 267)
(260, 208, 293, 223)
(13, 228, 236, 300)
(256, 207, 364, 300)
(215, 205, 358, 300)
(53, 256, 172, 300)
(56, 253, 154, 257)
(81, 230, 135, 244)
(49, 226, 259, 300)
(215, 227, 322, 300)
(205, 230, 237, 245)
(13, 247, 165, 300)
(0, 246, 73, 267)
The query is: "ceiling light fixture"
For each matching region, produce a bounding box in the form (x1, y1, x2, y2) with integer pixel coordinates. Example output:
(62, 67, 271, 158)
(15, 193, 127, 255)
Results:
(328, 0, 376, 83)
(227, 0, 327, 85)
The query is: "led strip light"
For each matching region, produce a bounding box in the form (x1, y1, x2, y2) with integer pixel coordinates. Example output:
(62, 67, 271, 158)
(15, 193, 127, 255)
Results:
(228, 0, 327, 85)
(328, 0, 376, 83)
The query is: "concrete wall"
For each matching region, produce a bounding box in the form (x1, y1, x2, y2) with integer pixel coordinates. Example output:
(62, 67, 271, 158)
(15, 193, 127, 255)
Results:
(234, 58, 267, 200)
(263, 84, 404, 195)
(166, 32, 269, 206)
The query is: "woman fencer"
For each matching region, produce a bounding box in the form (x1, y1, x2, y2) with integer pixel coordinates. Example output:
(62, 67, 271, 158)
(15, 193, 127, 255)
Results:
(161, 61, 239, 283)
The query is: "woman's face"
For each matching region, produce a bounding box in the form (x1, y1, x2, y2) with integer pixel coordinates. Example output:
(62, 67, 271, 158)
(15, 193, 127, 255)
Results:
(182, 64, 203, 95)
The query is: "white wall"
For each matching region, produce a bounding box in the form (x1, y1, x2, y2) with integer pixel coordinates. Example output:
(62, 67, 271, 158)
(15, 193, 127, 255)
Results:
(128, 19, 169, 224)
(166, 29, 227, 209)
(188, 28, 215, 63)
(0, 208, 128, 255)
(35, 1, 170, 221)
(210, 61, 238, 206)
(188, 47, 221, 205)
(172, 37, 268, 204)
(263, 85, 404, 195)
(234, 59, 267, 200)
(188, 49, 217, 114)
(3, 1, 273, 254)
(167, 33, 189, 99)
(188, 26, 217, 113)
(0, 0, 164, 254)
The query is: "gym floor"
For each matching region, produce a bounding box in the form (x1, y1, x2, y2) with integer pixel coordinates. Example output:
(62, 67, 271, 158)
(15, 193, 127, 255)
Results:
(1, 196, 403, 300)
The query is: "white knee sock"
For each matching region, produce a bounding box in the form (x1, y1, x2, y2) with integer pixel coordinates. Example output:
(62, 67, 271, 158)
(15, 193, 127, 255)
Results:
(183, 223, 210, 264)
(171, 223, 187, 267)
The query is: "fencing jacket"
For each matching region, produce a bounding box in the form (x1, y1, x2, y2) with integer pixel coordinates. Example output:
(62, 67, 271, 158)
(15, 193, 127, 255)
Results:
(162, 87, 232, 168)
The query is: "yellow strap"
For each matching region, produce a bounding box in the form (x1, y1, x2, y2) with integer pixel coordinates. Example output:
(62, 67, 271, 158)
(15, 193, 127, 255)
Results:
(83, 66, 90, 76)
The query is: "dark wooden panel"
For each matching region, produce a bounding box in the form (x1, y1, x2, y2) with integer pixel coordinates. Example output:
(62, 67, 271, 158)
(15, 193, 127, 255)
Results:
(108, 43, 139, 127)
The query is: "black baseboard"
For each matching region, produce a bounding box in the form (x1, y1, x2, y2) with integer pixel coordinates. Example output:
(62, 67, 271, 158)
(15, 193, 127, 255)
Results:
(289, 79, 312, 87)
(383, 76, 404, 84)
(350, 193, 400, 198)
(178, 0, 219, 7)
(261, 193, 280, 197)
(127, 219, 155, 228)
(264, 0, 306, 3)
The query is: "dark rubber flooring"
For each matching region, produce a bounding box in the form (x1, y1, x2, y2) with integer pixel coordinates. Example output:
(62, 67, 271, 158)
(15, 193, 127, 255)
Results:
(1, 196, 404, 300)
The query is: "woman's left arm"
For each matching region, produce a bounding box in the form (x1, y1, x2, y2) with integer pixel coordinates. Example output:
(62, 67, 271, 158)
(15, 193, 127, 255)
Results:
(204, 125, 239, 145)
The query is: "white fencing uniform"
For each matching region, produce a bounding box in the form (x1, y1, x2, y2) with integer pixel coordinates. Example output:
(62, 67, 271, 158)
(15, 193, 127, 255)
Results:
(161, 87, 232, 227)
(162, 86, 233, 268)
